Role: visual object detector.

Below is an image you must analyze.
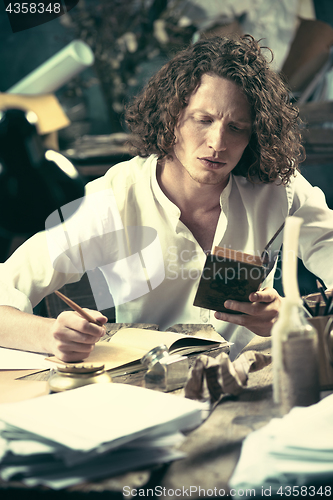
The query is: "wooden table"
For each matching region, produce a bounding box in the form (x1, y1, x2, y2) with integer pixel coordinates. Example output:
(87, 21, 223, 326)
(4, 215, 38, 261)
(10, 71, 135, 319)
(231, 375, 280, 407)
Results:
(150, 335, 278, 499)
(0, 328, 279, 499)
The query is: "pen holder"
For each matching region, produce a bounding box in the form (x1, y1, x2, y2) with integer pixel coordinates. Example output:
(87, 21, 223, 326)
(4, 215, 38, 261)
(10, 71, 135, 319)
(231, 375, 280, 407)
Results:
(48, 364, 112, 393)
(141, 344, 189, 392)
(308, 316, 333, 390)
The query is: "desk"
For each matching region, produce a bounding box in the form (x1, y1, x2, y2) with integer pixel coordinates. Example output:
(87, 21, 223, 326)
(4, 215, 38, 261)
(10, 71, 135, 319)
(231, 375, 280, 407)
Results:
(0, 329, 278, 499)
(150, 335, 278, 499)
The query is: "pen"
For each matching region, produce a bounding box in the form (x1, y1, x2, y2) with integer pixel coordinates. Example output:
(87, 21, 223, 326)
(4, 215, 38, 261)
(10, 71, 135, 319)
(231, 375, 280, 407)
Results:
(54, 290, 105, 327)
(316, 279, 328, 306)
(324, 293, 333, 316)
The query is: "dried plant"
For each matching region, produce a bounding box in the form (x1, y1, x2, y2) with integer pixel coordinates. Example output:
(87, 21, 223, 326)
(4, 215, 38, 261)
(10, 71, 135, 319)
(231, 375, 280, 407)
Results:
(60, 0, 195, 132)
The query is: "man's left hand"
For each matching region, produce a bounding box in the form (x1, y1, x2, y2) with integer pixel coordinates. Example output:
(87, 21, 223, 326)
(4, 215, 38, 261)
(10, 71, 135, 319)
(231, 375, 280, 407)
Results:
(214, 287, 282, 336)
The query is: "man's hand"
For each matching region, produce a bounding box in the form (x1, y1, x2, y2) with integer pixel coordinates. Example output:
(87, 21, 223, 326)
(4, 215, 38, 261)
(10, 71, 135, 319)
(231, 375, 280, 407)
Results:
(214, 287, 282, 336)
(49, 309, 108, 362)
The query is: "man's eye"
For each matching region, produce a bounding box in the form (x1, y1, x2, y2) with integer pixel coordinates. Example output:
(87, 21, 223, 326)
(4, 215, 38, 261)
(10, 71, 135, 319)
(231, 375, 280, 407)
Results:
(199, 119, 212, 124)
(229, 124, 243, 132)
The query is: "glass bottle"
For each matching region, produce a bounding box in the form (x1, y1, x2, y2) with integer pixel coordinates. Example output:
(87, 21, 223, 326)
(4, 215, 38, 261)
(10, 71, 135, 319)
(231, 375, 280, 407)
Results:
(272, 298, 319, 414)
(141, 344, 189, 392)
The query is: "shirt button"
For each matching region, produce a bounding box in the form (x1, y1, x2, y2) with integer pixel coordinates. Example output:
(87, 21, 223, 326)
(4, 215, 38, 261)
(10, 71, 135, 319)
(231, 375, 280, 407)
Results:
(200, 308, 209, 323)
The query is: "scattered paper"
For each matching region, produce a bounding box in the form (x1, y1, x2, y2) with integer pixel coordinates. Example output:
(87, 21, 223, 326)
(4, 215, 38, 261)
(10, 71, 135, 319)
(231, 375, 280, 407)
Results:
(229, 394, 333, 493)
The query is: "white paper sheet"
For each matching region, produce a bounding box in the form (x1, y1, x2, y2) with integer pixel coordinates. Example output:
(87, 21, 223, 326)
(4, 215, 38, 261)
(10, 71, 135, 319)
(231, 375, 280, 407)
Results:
(0, 347, 51, 370)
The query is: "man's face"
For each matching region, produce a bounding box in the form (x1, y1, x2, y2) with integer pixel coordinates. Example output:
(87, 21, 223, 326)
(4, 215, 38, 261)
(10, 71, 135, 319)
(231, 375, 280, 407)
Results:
(171, 74, 252, 186)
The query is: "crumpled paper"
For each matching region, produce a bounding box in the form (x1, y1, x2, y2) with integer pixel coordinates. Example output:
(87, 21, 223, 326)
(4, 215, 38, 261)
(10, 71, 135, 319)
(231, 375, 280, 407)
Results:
(185, 351, 271, 404)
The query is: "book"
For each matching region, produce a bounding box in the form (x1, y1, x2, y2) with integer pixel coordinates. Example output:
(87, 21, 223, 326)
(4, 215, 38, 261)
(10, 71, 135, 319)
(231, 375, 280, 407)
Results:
(193, 245, 267, 314)
(193, 220, 286, 315)
(46, 327, 229, 374)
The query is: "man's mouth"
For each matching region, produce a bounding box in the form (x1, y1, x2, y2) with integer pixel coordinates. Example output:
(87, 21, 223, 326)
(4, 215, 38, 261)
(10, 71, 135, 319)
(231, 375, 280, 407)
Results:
(199, 157, 226, 169)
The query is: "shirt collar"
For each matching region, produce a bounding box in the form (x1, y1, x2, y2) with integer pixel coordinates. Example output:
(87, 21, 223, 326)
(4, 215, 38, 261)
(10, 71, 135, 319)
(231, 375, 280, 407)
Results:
(220, 174, 232, 212)
(150, 156, 181, 219)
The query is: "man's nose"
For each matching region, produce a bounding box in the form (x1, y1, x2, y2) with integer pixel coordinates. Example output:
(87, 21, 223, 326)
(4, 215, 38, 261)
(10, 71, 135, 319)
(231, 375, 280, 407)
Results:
(208, 123, 227, 152)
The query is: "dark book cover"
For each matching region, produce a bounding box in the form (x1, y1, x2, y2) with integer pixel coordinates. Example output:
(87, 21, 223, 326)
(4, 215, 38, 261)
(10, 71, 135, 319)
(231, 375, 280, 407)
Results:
(193, 247, 267, 314)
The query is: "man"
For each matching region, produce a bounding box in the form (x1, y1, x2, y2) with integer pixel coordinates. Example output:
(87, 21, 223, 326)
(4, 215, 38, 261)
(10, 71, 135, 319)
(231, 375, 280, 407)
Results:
(1, 34, 333, 360)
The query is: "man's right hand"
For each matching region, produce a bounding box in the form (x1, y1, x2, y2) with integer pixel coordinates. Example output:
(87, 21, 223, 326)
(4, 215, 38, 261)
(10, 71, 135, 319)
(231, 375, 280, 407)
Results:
(49, 309, 108, 362)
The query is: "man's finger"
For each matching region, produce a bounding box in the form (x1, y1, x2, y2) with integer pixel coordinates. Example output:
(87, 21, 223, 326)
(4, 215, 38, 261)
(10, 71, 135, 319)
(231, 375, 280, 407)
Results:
(214, 310, 246, 325)
(249, 288, 279, 303)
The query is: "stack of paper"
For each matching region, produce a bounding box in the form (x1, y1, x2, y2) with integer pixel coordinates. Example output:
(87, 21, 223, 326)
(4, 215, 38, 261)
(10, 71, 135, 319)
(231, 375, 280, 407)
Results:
(229, 394, 333, 494)
(0, 383, 207, 489)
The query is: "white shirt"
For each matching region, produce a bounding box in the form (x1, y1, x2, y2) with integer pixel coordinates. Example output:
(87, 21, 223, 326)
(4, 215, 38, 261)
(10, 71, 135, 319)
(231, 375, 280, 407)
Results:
(1, 155, 333, 358)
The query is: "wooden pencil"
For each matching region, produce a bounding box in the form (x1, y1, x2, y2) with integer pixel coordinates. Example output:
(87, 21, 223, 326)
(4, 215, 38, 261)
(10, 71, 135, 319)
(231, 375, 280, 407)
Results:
(54, 290, 105, 327)
(302, 299, 315, 317)
(314, 295, 321, 317)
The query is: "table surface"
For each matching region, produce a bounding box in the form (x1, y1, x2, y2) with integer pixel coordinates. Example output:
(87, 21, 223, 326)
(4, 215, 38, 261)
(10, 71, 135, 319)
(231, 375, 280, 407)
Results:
(0, 325, 279, 499)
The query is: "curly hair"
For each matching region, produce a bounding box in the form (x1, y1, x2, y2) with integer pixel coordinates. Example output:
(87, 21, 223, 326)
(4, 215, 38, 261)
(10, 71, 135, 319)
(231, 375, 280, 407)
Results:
(125, 34, 305, 184)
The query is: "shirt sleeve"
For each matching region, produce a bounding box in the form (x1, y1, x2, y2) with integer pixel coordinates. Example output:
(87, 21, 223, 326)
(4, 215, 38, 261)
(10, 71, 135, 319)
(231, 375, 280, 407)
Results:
(0, 231, 82, 313)
(288, 173, 333, 288)
(0, 171, 127, 313)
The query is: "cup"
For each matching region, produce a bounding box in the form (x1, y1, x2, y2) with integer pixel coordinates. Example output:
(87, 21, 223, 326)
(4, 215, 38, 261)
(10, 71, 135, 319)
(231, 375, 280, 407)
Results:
(308, 315, 333, 390)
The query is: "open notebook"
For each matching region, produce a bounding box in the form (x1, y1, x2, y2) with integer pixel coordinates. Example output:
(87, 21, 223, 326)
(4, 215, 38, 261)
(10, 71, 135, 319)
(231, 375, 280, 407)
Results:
(46, 327, 229, 374)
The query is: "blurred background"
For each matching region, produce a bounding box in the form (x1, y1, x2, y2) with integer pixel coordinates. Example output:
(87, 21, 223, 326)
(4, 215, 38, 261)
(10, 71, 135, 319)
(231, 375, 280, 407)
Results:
(0, 0, 333, 318)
